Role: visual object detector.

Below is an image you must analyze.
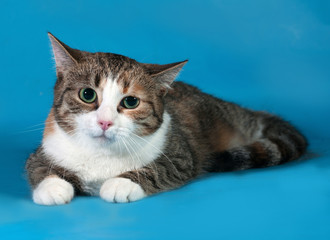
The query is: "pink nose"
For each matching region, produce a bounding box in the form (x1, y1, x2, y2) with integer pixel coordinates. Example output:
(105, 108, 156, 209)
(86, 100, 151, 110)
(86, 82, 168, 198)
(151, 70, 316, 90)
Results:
(98, 120, 113, 131)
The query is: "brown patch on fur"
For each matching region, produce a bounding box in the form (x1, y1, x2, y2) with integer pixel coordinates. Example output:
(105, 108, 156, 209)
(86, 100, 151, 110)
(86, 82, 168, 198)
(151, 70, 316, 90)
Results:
(122, 84, 130, 94)
(43, 108, 55, 138)
(209, 120, 245, 152)
(125, 108, 152, 120)
(45, 174, 58, 179)
(130, 83, 145, 94)
(249, 142, 270, 167)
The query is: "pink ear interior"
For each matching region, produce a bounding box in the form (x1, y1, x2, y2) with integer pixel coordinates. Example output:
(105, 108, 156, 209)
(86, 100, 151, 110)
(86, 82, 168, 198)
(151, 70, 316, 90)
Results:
(143, 60, 188, 87)
(48, 33, 77, 72)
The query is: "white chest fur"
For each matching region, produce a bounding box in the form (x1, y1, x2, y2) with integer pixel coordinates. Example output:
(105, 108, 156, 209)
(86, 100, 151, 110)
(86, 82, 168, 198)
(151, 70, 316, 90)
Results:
(42, 113, 170, 195)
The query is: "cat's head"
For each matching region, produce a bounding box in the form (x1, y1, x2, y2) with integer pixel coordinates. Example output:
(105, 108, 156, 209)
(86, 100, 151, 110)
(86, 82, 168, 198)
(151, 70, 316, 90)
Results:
(46, 33, 187, 147)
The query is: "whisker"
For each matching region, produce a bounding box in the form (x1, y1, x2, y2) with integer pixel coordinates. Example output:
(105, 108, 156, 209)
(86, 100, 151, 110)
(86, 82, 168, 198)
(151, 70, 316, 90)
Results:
(65, 129, 78, 136)
(120, 136, 141, 183)
(117, 136, 124, 158)
(15, 118, 76, 135)
(129, 132, 182, 181)
(128, 136, 158, 180)
(13, 127, 51, 135)
(125, 137, 142, 184)
(23, 122, 48, 129)
(120, 136, 135, 167)
(23, 120, 70, 130)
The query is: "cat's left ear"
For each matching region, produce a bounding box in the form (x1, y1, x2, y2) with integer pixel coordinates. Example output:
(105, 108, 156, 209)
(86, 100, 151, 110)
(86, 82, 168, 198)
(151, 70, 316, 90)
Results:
(143, 60, 188, 88)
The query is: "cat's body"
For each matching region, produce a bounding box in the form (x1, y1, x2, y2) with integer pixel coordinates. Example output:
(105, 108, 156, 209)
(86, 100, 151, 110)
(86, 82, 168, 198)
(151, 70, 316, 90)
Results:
(26, 33, 307, 205)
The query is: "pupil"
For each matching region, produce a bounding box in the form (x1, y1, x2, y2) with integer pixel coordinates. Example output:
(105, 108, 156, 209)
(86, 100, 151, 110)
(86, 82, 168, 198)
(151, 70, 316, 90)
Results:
(126, 97, 136, 106)
(84, 89, 94, 100)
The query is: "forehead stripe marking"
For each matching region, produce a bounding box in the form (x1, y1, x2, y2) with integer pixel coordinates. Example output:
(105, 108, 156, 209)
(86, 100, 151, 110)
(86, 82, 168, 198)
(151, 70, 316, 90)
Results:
(94, 73, 101, 87)
(56, 87, 73, 108)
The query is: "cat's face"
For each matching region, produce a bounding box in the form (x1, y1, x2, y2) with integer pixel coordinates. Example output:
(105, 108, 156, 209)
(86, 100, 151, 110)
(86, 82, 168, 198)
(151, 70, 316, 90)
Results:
(48, 33, 186, 147)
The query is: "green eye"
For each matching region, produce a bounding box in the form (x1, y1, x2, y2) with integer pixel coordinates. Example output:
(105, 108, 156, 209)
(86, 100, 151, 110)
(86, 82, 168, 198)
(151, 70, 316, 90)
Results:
(121, 96, 140, 109)
(79, 88, 97, 103)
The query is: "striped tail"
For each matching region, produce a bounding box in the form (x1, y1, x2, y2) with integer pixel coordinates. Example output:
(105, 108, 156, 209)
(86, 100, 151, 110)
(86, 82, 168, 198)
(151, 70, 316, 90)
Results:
(205, 115, 308, 172)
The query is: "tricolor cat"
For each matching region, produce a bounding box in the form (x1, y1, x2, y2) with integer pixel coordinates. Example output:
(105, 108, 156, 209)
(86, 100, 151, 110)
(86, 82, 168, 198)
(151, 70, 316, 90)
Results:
(26, 33, 307, 205)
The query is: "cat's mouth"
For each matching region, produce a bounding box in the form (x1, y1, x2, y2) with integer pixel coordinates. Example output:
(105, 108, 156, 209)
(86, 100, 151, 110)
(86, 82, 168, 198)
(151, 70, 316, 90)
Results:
(93, 133, 117, 142)
(87, 127, 131, 144)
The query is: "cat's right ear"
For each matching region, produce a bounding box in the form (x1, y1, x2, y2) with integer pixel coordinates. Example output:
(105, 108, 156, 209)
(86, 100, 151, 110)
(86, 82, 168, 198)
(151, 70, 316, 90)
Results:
(48, 32, 81, 73)
(143, 60, 188, 88)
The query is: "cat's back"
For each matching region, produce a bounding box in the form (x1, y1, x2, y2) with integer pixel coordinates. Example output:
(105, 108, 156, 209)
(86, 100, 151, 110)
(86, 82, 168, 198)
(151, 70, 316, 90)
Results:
(164, 81, 229, 135)
(166, 81, 202, 98)
(164, 81, 248, 150)
(166, 81, 211, 106)
(165, 81, 225, 118)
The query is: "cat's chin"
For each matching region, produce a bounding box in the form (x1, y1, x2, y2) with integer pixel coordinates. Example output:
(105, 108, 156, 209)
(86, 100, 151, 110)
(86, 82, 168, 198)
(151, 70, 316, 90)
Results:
(93, 135, 114, 142)
(84, 128, 131, 146)
(91, 133, 118, 144)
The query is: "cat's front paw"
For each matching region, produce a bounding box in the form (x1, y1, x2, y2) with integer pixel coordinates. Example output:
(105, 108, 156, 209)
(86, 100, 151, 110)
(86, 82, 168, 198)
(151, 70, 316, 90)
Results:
(100, 177, 146, 203)
(32, 176, 74, 205)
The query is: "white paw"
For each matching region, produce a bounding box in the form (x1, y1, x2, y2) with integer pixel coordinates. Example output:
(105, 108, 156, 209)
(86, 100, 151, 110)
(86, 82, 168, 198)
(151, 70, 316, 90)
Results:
(100, 177, 146, 203)
(32, 176, 74, 205)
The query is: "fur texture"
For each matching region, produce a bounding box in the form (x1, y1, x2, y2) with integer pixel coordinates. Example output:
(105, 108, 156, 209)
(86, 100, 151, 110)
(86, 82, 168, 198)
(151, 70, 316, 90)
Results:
(25, 33, 307, 205)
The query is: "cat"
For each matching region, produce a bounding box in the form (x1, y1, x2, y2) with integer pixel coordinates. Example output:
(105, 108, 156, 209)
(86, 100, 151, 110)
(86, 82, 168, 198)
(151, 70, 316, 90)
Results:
(25, 33, 307, 205)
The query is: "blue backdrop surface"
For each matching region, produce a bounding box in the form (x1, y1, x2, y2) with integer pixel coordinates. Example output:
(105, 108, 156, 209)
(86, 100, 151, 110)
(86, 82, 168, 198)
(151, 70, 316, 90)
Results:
(0, 0, 330, 239)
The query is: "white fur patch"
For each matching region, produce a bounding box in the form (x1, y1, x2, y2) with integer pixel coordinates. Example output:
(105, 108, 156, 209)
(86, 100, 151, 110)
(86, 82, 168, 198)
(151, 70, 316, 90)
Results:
(97, 77, 123, 123)
(33, 176, 74, 205)
(100, 177, 146, 203)
(42, 109, 171, 195)
(75, 77, 134, 140)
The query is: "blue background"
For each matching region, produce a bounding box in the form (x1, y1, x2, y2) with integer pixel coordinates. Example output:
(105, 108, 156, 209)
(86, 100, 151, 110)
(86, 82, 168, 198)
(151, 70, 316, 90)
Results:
(1, 0, 330, 239)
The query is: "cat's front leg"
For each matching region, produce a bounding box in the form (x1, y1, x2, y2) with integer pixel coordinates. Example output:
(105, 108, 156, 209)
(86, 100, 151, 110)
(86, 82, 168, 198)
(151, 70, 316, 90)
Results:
(26, 147, 80, 205)
(32, 175, 74, 205)
(100, 177, 146, 203)
(100, 153, 194, 203)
